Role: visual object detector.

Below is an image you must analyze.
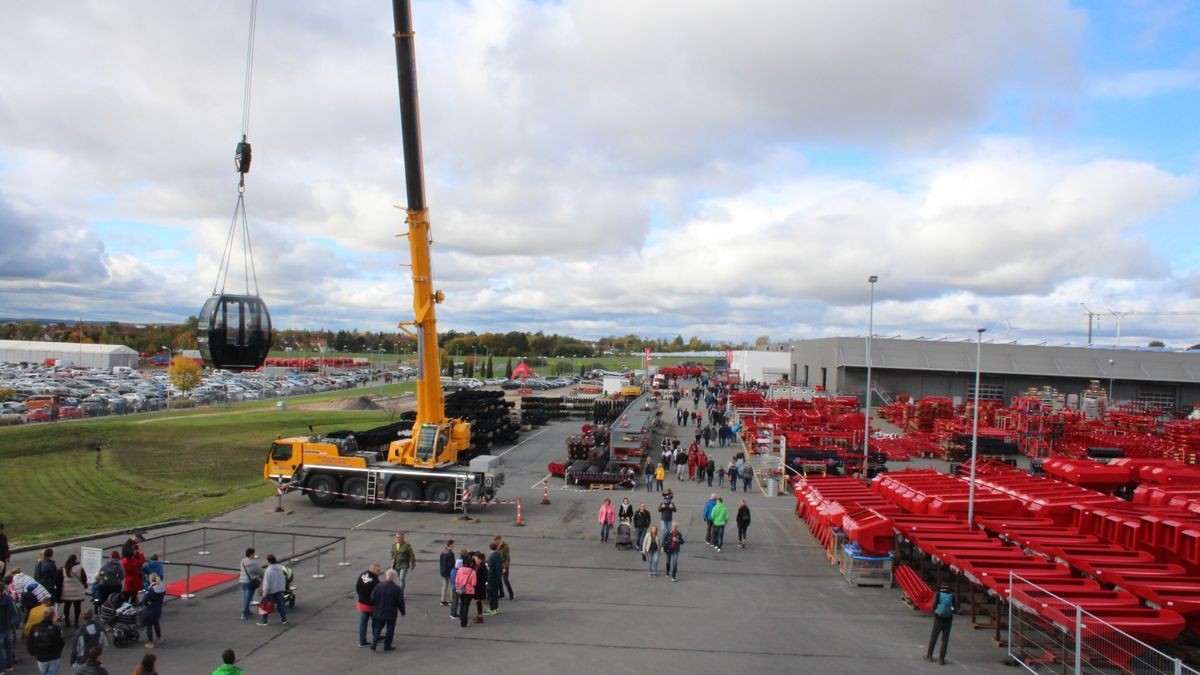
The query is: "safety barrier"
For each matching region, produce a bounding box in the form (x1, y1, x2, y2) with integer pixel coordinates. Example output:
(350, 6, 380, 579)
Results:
(114, 526, 351, 600)
(1007, 573, 1198, 675)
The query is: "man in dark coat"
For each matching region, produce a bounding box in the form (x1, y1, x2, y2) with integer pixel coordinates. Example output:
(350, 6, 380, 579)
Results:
(369, 569, 403, 652)
(26, 607, 65, 672)
(485, 543, 504, 615)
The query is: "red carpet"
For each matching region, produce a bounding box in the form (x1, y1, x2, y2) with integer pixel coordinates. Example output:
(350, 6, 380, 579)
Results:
(163, 572, 239, 597)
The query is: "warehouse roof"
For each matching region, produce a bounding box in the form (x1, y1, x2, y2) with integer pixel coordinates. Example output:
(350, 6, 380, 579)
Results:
(0, 339, 139, 356)
(787, 337, 1200, 384)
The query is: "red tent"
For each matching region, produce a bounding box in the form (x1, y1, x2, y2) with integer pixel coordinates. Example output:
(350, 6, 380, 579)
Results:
(512, 361, 536, 380)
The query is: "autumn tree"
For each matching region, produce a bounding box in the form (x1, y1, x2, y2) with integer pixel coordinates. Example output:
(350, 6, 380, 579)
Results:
(169, 356, 202, 394)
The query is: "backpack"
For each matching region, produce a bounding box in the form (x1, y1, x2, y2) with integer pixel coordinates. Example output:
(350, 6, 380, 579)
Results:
(934, 591, 954, 618)
(96, 560, 120, 588)
(28, 622, 60, 658)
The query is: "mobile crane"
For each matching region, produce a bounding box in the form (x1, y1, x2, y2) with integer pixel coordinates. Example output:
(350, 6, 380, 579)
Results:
(262, 0, 503, 511)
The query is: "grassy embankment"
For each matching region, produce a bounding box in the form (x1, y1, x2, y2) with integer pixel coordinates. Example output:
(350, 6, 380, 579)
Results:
(269, 351, 714, 374)
(0, 383, 414, 546)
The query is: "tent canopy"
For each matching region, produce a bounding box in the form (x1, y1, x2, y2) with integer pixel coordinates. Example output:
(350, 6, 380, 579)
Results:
(512, 361, 536, 380)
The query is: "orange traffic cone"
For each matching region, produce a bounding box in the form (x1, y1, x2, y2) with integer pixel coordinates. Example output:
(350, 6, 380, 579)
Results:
(514, 498, 525, 526)
(541, 480, 551, 505)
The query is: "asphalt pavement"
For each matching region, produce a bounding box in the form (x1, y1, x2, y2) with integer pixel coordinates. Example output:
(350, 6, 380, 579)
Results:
(6, 403, 1016, 674)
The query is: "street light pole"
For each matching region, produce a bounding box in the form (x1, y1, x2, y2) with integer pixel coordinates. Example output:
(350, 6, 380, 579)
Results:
(967, 327, 986, 530)
(864, 275, 878, 463)
(1108, 359, 1115, 405)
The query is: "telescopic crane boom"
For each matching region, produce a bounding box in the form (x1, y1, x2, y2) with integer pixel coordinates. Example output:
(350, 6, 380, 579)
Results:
(387, 0, 470, 468)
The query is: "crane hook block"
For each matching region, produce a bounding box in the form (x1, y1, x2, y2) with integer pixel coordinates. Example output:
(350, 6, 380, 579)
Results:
(235, 140, 252, 175)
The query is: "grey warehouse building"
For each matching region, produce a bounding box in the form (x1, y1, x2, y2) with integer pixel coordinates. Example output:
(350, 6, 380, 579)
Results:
(783, 337, 1200, 411)
(0, 339, 140, 369)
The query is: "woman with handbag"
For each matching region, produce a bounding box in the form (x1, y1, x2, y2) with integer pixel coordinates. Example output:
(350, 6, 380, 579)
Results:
(597, 498, 615, 543)
(238, 549, 262, 621)
(454, 558, 477, 628)
(641, 526, 661, 577)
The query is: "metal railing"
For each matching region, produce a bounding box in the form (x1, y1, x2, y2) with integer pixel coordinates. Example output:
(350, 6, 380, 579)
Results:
(1007, 573, 1199, 674)
(104, 526, 350, 601)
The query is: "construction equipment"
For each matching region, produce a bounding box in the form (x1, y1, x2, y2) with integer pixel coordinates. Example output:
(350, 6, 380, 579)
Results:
(262, 0, 502, 510)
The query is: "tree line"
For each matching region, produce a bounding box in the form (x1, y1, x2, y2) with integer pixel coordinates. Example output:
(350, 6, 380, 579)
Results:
(0, 320, 733, 357)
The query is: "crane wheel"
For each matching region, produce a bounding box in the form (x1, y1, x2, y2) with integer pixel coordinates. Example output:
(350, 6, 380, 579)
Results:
(427, 483, 454, 512)
(343, 477, 369, 509)
(387, 480, 421, 511)
(306, 475, 339, 507)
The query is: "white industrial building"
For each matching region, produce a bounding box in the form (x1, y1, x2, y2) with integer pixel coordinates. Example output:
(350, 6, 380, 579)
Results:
(730, 349, 792, 383)
(0, 340, 139, 369)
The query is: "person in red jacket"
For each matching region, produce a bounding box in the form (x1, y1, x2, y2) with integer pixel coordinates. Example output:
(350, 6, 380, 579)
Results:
(121, 550, 144, 602)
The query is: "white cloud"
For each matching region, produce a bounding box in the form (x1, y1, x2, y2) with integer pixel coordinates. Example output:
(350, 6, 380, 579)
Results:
(4, 0, 1198, 349)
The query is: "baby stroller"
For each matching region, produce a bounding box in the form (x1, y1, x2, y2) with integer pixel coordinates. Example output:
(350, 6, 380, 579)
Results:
(613, 522, 634, 550)
(98, 592, 141, 647)
(281, 564, 297, 608)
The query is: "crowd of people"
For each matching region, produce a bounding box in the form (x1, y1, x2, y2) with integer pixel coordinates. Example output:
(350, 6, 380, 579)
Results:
(351, 533, 515, 652)
(0, 532, 170, 674)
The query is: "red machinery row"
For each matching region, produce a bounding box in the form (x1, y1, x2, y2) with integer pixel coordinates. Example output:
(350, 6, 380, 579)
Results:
(792, 462, 1200, 662)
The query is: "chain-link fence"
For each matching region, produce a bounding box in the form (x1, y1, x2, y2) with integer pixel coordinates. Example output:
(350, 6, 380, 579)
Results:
(1007, 573, 1199, 674)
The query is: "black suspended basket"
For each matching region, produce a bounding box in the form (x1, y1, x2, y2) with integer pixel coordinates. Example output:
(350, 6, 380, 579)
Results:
(197, 293, 272, 371)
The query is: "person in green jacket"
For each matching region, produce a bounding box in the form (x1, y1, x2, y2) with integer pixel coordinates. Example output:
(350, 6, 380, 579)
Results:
(212, 649, 244, 675)
(710, 497, 729, 552)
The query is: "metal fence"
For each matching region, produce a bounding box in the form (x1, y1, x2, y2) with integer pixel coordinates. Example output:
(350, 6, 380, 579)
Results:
(103, 526, 349, 600)
(1007, 573, 1200, 675)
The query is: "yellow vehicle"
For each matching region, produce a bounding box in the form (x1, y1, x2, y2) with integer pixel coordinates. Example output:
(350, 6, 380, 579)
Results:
(263, 0, 503, 510)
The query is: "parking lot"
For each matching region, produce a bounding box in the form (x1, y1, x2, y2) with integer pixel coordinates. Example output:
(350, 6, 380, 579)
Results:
(7, 414, 1015, 674)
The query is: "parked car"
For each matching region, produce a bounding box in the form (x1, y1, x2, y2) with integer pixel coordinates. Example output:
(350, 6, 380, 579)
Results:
(26, 408, 52, 422)
(457, 378, 484, 389)
(58, 406, 85, 420)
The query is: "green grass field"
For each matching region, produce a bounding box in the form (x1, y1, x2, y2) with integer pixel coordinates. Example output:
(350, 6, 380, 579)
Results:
(269, 351, 713, 375)
(0, 383, 413, 546)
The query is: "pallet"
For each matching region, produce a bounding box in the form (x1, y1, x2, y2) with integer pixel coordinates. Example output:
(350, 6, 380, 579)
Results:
(589, 483, 615, 491)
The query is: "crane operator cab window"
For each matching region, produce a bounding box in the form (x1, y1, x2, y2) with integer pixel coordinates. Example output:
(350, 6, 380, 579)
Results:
(415, 423, 446, 462)
(270, 442, 294, 461)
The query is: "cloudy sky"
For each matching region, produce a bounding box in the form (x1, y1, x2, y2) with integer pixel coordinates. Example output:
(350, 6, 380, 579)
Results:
(1, 1, 1198, 346)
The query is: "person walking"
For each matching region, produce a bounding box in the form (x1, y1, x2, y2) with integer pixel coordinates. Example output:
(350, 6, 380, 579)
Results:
(70, 609, 109, 671)
(632, 504, 652, 552)
(663, 523, 685, 582)
(710, 497, 729, 552)
(26, 606, 64, 675)
(141, 555, 165, 590)
(389, 533, 416, 596)
(95, 553, 123, 608)
(641, 526, 661, 577)
(74, 646, 108, 675)
(925, 584, 957, 665)
(728, 460, 739, 494)
(705, 457, 716, 486)
(717, 465, 726, 488)
(657, 490, 677, 535)
(369, 569, 402, 652)
(654, 463, 665, 492)
(675, 450, 687, 480)
(493, 536, 514, 601)
(33, 550, 59, 606)
(58, 554, 86, 628)
(355, 562, 381, 647)
(702, 494, 718, 546)
(736, 499, 752, 548)
(237, 549, 262, 621)
(742, 464, 754, 492)
(643, 462, 654, 491)
(597, 498, 615, 543)
(119, 551, 142, 604)
(472, 552, 488, 624)
(212, 649, 243, 675)
(485, 544, 503, 616)
(0, 523, 8, 571)
(437, 543, 455, 608)
(617, 497, 633, 525)
(449, 548, 467, 621)
(140, 574, 165, 649)
(0, 582, 17, 672)
(257, 555, 288, 626)
(453, 558, 477, 628)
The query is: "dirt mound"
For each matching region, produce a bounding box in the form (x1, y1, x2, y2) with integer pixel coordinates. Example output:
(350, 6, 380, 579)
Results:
(342, 396, 382, 411)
